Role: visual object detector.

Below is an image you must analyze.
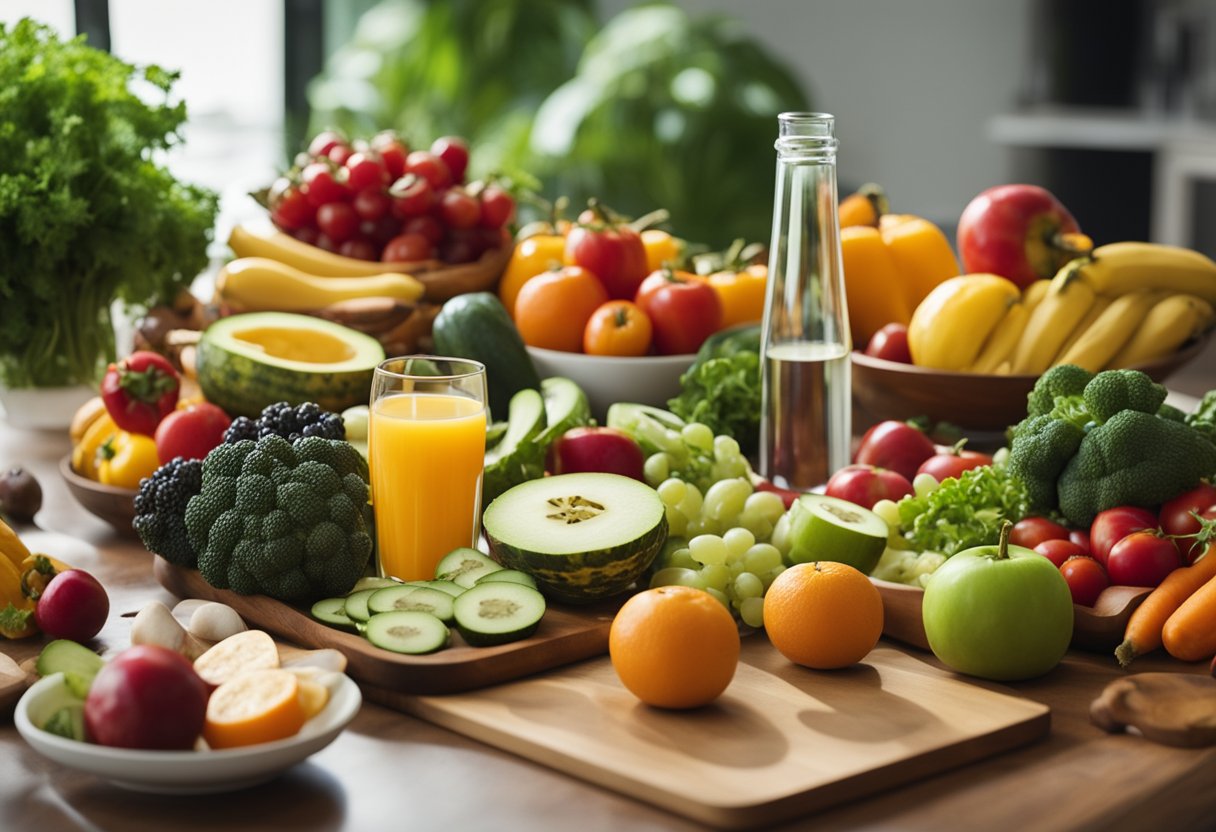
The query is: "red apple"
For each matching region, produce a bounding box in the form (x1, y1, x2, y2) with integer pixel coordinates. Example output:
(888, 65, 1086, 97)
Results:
(956, 184, 1090, 289)
(853, 420, 936, 482)
(34, 569, 109, 642)
(84, 645, 210, 750)
(824, 463, 914, 510)
(863, 323, 912, 364)
(548, 427, 645, 481)
(915, 444, 993, 482)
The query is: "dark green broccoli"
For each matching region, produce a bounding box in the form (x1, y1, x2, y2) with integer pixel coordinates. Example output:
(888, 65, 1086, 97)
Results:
(1081, 369, 1167, 424)
(1026, 364, 1093, 419)
(1187, 390, 1216, 442)
(132, 457, 203, 567)
(1158, 402, 1187, 423)
(1006, 415, 1085, 510)
(1058, 410, 1216, 526)
(184, 435, 372, 604)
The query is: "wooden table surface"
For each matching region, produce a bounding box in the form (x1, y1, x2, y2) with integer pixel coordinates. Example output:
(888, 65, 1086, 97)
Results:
(2, 419, 1215, 832)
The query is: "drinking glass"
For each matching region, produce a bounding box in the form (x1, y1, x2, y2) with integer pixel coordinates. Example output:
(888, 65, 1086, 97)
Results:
(368, 356, 487, 581)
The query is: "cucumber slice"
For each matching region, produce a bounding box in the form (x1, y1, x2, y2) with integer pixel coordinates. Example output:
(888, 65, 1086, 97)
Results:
(453, 582, 547, 647)
(36, 640, 104, 699)
(43, 704, 86, 741)
(311, 597, 358, 631)
(785, 493, 889, 574)
(365, 611, 449, 655)
(369, 586, 455, 622)
(343, 587, 382, 623)
(421, 579, 467, 597)
(435, 547, 503, 588)
(475, 569, 538, 589)
(352, 576, 402, 592)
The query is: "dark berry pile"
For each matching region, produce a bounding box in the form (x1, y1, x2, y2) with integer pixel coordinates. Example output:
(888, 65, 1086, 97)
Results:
(132, 457, 204, 567)
(224, 401, 345, 445)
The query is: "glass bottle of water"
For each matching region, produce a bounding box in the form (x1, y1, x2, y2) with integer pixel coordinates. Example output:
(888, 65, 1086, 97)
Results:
(759, 113, 852, 490)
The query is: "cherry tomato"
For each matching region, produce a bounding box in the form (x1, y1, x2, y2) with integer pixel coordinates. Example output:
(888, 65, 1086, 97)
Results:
(371, 131, 408, 179)
(314, 234, 338, 252)
(430, 136, 469, 182)
(439, 187, 481, 229)
(269, 182, 314, 231)
(1059, 555, 1109, 607)
(515, 266, 610, 352)
(852, 420, 936, 482)
(479, 184, 515, 229)
(316, 202, 359, 244)
(345, 152, 389, 193)
(294, 226, 320, 246)
(308, 130, 346, 159)
(583, 300, 652, 357)
(154, 403, 231, 463)
(361, 215, 400, 245)
(327, 144, 354, 166)
(635, 270, 722, 355)
(1010, 516, 1071, 549)
(402, 215, 444, 246)
(405, 151, 452, 189)
(389, 174, 434, 218)
(915, 446, 993, 482)
(338, 237, 378, 261)
(1090, 506, 1159, 566)
(352, 188, 391, 222)
(1069, 529, 1092, 556)
(382, 232, 434, 263)
(439, 228, 491, 264)
(1159, 482, 1216, 563)
(863, 323, 912, 364)
(1106, 531, 1182, 587)
(301, 162, 349, 208)
(566, 221, 650, 300)
(1033, 538, 1085, 568)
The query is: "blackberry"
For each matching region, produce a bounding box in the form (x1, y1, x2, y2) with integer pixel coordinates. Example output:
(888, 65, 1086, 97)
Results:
(132, 457, 203, 567)
(223, 401, 345, 445)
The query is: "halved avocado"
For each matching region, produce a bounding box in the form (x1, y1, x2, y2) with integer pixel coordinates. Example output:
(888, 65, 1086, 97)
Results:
(197, 312, 385, 418)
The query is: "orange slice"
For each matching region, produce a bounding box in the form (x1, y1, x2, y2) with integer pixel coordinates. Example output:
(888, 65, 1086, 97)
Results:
(203, 669, 306, 749)
(297, 678, 330, 720)
(194, 629, 279, 687)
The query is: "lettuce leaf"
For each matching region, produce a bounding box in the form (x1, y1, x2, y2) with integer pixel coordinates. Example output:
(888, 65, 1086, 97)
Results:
(668, 352, 761, 457)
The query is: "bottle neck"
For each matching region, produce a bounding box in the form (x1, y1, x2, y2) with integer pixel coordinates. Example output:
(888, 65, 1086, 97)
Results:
(775, 112, 838, 164)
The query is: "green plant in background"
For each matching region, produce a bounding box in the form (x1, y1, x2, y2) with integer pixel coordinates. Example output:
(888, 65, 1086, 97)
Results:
(0, 19, 218, 389)
(307, 0, 809, 249)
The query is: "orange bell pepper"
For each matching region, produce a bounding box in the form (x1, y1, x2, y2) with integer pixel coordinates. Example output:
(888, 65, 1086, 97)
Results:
(707, 264, 767, 329)
(641, 229, 684, 273)
(841, 212, 960, 346)
(498, 233, 566, 317)
(839, 183, 889, 228)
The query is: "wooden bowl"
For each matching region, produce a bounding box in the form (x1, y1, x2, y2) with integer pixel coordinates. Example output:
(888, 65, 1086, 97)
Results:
(851, 333, 1210, 432)
(59, 455, 138, 535)
(871, 578, 1152, 654)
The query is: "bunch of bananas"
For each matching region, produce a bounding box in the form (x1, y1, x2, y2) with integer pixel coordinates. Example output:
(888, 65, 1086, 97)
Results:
(908, 242, 1216, 374)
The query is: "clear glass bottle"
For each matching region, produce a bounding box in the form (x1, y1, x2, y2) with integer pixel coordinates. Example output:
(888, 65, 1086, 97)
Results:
(759, 113, 852, 490)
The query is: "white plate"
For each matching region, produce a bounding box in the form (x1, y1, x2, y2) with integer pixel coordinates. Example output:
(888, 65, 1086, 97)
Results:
(15, 672, 361, 794)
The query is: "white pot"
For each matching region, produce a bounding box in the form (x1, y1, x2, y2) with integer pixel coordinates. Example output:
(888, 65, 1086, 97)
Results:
(0, 385, 96, 431)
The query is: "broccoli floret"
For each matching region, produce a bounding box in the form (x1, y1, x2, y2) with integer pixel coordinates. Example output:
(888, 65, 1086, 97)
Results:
(1058, 410, 1216, 527)
(1082, 369, 1167, 424)
(132, 457, 203, 567)
(1026, 364, 1093, 419)
(1158, 402, 1187, 423)
(185, 434, 372, 603)
(224, 401, 345, 445)
(1006, 415, 1085, 511)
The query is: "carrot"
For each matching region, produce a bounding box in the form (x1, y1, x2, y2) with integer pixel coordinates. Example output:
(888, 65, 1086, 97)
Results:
(1162, 564, 1216, 662)
(1115, 543, 1216, 667)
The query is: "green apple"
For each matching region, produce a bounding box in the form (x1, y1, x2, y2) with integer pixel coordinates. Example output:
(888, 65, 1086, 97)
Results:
(922, 524, 1073, 681)
(785, 494, 888, 574)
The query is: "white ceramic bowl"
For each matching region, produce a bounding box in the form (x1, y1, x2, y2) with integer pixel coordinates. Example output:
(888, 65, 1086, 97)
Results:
(15, 672, 361, 794)
(526, 346, 695, 421)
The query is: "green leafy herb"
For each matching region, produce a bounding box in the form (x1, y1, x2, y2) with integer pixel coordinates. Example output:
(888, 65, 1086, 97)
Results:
(668, 352, 761, 457)
(896, 465, 1035, 558)
(0, 19, 218, 388)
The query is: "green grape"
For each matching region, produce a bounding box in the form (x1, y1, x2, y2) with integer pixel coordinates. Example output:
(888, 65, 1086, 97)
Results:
(677, 482, 703, 520)
(742, 491, 786, 525)
(722, 527, 756, 558)
(703, 477, 751, 522)
(739, 596, 765, 629)
(871, 498, 900, 530)
(664, 504, 688, 537)
(699, 563, 732, 592)
(712, 434, 741, 462)
(652, 537, 689, 570)
(644, 452, 671, 486)
(913, 472, 940, 498)
(685, 518, 710, 538)
(650, 567, 705, 589)
(666, 547, 698, 571)
(770, 512, 792, 556)
(689, 534, 728, 566)
(705, 587, 731, 610)
(657, 477, 688, 508)
(728, 559, 747, 577)
(762, 564, 786, 589)
(733, 571, 764, 599)
(681, 422, 714, 452)
(743, 543, 782, 574)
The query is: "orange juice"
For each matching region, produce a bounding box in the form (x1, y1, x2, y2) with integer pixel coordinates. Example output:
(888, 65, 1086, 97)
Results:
(369, 392, 487, 581)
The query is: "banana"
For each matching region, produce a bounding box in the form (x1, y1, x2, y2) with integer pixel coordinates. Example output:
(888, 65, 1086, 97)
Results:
(1051, 295, 1112, 364)
(969, 302, 1029, 374)
(1055, 289, 1158, 372)
(1021, 279, 1051, 316)
(1010, 276, 1096, 375)
(1109, 293, 1216, 368)
(1067, 242, 1216, 304)
(228, 224, 420, 278)
(216, 257, 425, 312)
(907, 274, 1021, 371)
(0, 517, 31, 571)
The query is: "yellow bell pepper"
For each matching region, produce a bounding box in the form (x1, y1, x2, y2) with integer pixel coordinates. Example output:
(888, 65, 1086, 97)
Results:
(97, 430, 160, 490)
(641, 229, 684, 273)
(20, 552, 72, 601)
(499, 233, 566, 317)
(707, 264, 768, 329)
(841, 213, 961, 346)
(0, 554, 36, 639)
(839, 183, 889, 228)
(71, 410, 118, 481)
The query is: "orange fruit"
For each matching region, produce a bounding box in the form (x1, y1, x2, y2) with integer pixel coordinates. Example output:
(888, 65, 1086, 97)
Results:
(609, 585, 739, 709)
(583, 300, 653, 356)
(203, 669, 307, 749)
(763, 561, 883, 669)
(514, 265, 609, 352)
(498, 233, 566, 317)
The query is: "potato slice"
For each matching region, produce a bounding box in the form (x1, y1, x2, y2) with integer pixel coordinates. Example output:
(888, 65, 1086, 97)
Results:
(193, 629, 279, 687)
(203, 669, 306, 749)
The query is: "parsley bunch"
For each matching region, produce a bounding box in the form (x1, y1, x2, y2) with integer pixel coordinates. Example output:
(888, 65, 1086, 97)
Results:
(0, 19, 218, 388)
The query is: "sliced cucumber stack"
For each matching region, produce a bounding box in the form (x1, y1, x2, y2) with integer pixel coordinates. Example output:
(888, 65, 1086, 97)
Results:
(368, 586, 455, 623)
(454, 583, 547, 647)
(436, 547, 503, 588)
(365, 611, 450, 655)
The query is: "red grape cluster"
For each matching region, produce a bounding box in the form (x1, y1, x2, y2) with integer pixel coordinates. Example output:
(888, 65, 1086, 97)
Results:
(267, 131, 516, 265)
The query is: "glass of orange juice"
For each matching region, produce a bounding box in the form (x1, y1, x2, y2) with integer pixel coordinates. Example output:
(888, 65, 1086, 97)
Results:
(369, 356, 488, 581)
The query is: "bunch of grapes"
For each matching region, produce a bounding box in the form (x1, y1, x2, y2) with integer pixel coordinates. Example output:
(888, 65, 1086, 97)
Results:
(266, 130, 516, 265)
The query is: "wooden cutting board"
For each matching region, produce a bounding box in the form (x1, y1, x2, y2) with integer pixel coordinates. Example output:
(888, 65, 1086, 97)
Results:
(153, 557, 619, 695)
(385, 641, 1051, 829)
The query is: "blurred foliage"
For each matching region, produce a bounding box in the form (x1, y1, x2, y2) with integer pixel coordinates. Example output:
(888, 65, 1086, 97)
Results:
(308, 0, 810, 249)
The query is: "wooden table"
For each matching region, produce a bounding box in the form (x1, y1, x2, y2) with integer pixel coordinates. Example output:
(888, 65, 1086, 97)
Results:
(2, 421, 1214, 832)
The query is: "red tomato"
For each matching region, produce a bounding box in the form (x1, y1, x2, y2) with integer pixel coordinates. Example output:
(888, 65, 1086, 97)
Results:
(825, 464, 914, 510)
(402, 215, 444, 246)
(1106, 531, 1182, 587)
(344, 151, 389, 192)
(430, 136, 469, 182)
(852, 420, 936, 482)
(863, 323, 912, 364)
(1033, 538, 1085, 568)
(634, 271, 722, 355)
(915, 446, 993, 482)
(1059, 555, 1109, 607)
(389, 174, 435, 218)
(1010, 516, 1071, 549)
(439, 187, 482, 229)
(370, 131, 408, 179)
(405, 151, 452, 189)
(308, 130, 346, 159)
(316, 202, 359, 244)
(352, 188, 391, 222)
(478, 184, 515, 230)
(382, 232, 434, 263)
(301, 162, 350, 208)
(566, 221, 650, 300)
(338, 237, 378, 261)
(154, 403, 231, 463)
(268, 180, 314, 231)
(100, 352, 181, 436)
(1090, 506, 1159, 566)
(1159, 483, 1216, 563)
(1068, 529, 1092, 556)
